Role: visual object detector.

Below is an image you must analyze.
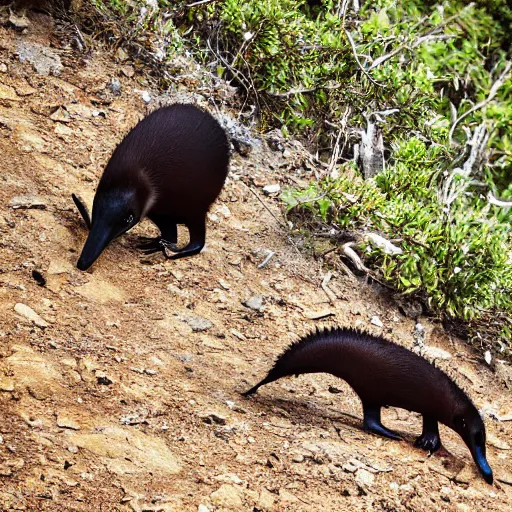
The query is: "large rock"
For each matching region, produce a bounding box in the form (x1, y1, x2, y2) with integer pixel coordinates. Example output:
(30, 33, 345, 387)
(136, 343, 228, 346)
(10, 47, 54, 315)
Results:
(65, 426, 181, 476)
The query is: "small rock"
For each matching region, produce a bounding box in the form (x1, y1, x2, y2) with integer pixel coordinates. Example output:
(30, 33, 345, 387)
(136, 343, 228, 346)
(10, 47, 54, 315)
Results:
(262, 184, 280, 195)
(231, 329, 246, 340)
(454, 465, 475, 484)
(0, 84, 21, 102)
(198, 506, 210, 512)
(9, 11, 30, 28)
(0, 63, 7, 73)
(17, 40, 63, 76)
(422, 346, 452, 360)
(303, 309, 334, 320)
(291, 454, 304, 463)
(243, 295, 264, 312)
(95, 371, 113, 385)
(182, 315, 213, 332)
(50, 107, 71, 123)
(484, 351, 492, 365)
(201, 413, 226, 426)
(10, 195, 46, 210)
(54, 124, 73, 137)
(15, 84, 37, 97)
(0, 378, 15, 392)
(258, 488, 275, 511)
(214, 473, 243, 485)
(144, 369, 157, 376)
(140, 90, 151, 103)
(218, 279, 230, 290)
(56, 414, 81, 431)
(370, 316, 383, 328)
(121, 65, 135, 78)
(14, 303, 48, 328)
(116, 47, 129, 61)
(110, 77, 122, 95)
(0, 465, 12, 477)
(355, 468, 374, 493)
(210, 484, 243, 509)
(488, 434, 510, 450)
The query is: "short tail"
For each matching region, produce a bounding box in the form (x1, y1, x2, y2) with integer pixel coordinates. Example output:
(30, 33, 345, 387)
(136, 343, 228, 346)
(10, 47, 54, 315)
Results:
(242, 375, 278, 397)
(72, 193, 92, 230)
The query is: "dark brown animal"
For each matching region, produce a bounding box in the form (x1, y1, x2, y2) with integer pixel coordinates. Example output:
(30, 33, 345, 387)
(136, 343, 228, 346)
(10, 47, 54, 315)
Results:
(244, 327, 493, 484)
(73, 104, 230, 270)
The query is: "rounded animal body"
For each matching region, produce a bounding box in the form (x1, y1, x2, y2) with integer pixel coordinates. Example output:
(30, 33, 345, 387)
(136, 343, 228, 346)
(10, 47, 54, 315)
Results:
(244, 327, 493, 484)
(73, 104, 230, 270)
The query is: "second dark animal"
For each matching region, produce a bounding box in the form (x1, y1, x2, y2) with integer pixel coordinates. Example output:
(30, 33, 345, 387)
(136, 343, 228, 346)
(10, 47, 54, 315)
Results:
(243, 327, 493, 484)
(73, 104, 230, 270)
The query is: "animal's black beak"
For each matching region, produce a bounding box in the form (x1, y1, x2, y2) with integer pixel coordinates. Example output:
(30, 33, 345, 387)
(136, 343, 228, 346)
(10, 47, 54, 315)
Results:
(76, 223, 115, 271)
(472, 444, 493, 484)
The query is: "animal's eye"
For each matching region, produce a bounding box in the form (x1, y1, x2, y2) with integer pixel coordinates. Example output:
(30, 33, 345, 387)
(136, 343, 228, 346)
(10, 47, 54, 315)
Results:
(125, 214, 134, 224)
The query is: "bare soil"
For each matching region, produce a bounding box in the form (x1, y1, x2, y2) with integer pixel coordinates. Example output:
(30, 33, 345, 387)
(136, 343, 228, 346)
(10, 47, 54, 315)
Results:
(0, 12, 511, 512)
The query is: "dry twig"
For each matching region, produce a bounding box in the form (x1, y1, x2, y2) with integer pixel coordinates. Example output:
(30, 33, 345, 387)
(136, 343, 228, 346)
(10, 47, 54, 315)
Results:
(448, 61, 512, 144)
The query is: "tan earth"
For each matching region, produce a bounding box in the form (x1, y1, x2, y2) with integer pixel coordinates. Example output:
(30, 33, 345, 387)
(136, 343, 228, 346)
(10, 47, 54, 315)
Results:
(0, 10, 511, 512)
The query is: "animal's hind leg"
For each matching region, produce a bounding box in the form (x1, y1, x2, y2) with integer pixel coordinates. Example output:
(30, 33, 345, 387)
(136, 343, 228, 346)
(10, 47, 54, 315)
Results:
(138, 214, 178, 254)
(362, 405, 402, 440)
(167, 215, 206, 260)
(414, 415, 441, 453)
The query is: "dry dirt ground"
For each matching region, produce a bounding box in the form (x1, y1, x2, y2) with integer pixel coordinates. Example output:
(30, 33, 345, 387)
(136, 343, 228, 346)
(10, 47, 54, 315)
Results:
(0, 11, 511, 512)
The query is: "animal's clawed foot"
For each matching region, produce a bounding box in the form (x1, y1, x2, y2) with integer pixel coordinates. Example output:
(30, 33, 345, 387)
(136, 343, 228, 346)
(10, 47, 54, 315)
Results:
(362, 406, 402, 441)
(137, 237, 179, 256)
(414, 432, 441, 453)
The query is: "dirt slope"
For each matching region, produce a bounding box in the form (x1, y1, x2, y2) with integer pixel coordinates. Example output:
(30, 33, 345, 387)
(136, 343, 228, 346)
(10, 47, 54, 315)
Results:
(0, 13, 511, 512)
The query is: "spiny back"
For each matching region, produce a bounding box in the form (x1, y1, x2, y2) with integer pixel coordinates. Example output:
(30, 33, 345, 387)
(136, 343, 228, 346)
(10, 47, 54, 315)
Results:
(260, 327, 472, 423)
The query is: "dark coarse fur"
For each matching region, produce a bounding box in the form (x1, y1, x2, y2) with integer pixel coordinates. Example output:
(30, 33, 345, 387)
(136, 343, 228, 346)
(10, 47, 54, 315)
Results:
(74, 104, 230, 270)
(244, 327, 493, 484)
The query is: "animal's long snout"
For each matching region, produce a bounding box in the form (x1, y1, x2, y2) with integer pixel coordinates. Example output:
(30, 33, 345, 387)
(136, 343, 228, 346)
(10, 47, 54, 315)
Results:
(76, 223, 115, 271)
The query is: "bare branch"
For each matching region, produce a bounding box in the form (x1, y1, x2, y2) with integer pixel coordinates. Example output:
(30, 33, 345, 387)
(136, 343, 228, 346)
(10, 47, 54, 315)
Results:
(487, 192, 512, 208)
(449, 61, 512, 144)
(344, 29, 386, 87)
(187, 0, 215, 7)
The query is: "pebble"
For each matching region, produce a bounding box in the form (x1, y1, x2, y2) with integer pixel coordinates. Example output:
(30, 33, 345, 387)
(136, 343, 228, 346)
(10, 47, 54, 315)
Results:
(182, 314, 213, 332)
(355, 468, 374, 491)
(263, 184, 280, 195)
(422, 346, 452, 360)
(0, 378, 15, 392)
(201, 413, 226, 426)
(0, 63, 7, 73)
(110, 77, 122, 95)
(14, 303, 48, 328)
(9, 11, 30, 28)
(258, 489, 275, 511)
(56, 414, 81, 431)
(116, 47, 128, 61)
(210, 484, 243, 509)
(10, 195, 46, 209)
(198, 506, 210, 512)
(95, 371, 113, 385)
(49, 107, 71, 123)
(121, 65, 135, 78)
(243, 295, 264, 312)
(370, 316, 383, 327)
